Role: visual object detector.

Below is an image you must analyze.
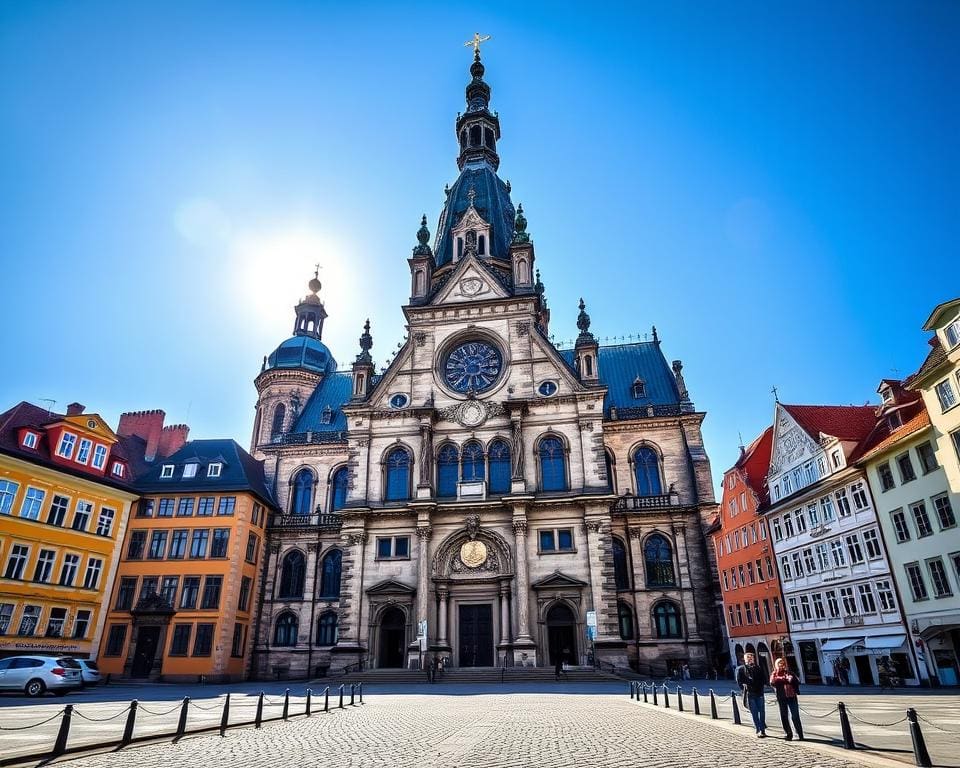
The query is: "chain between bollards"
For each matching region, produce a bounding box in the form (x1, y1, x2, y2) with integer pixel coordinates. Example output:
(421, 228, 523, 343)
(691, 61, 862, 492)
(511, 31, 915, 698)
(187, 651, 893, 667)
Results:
(838, 701, 855, 750)
(305, 688, 312, 717)
(255, 692, 265, 728)
(219, 693, 230, 736)
(122, 700, 138, 745)
(693, 688, 700, 715)
(52, 704, 73, 756)
(731, 692, 741, 725)
(709, 689, 718, 719)
(906, 708, 932, 767)
(176, 697, 190, 738)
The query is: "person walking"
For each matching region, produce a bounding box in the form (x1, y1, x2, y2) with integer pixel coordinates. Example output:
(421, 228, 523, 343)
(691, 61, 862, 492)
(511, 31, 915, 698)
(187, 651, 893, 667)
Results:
(770, 658, 804, 741)
(736, 652, 768, 737)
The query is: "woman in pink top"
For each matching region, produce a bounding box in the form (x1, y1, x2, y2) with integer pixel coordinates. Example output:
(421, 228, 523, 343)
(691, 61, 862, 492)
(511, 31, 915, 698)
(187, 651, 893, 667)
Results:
(769, 657, 804, 741)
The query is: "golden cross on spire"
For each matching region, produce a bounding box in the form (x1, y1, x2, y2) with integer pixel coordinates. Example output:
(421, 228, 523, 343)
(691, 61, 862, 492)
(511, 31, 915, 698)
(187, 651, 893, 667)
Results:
(464, 32, 491, 56)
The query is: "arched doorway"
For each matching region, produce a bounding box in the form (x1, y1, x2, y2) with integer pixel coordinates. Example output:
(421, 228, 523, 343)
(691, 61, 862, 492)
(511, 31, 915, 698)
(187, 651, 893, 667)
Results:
(378, 607, 407, 669)
(546, 604, 577, 667)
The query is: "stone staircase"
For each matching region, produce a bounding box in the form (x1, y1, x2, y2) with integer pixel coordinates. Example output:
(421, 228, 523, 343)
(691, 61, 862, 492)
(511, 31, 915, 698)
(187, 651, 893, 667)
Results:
(335, 666, 623, 684)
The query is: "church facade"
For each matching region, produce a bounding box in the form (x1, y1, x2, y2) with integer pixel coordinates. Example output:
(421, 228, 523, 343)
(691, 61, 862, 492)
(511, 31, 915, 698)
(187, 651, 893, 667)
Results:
(249, 50, 720, 679)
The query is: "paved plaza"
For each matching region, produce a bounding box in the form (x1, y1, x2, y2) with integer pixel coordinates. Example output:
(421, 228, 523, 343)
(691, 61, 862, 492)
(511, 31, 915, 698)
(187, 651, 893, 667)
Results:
(1, 681, 959, 768)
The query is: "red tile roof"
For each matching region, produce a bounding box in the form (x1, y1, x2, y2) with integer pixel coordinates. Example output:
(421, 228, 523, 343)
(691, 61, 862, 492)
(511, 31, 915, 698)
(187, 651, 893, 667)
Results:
(735, 425, 773, 498)
(783, 404, 878, 442)
(907, 336, 947, 388)
(854, 403, 930, 464)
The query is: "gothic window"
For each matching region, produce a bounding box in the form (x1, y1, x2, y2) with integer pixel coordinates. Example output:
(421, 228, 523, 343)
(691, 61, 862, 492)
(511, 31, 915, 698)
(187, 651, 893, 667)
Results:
(316, 611, 338, 646)
(613, 537, 630, 591)
(488, 439, 511, 494)
(321, 405, 333, 425)
(437, 444, 459, 498)
(539, 436, 567, 492)
(319, 549, 342, 599)
(653, 601, 682, 639)
(478, 234, 486, 255)
(273, 612, 298, 647)
(462, 441, 485, 482)
(605, 450, 616, 492)
(470, 125, 481, 146)
(384, 447, 412, 501)
(645, 534, 675, 587)
(290, 469, 314, 515)
(631, 378, 647, 399)
(270, 403, 286, 442)
(330, 467, 348, 512)
(484, 127, 495, 149)
(278, 550, 306, 599)
(618, 601, 634, 640)
(459, 130, 467, 150)
(633, 446, 662, 496)
(585, 355, 593, 377)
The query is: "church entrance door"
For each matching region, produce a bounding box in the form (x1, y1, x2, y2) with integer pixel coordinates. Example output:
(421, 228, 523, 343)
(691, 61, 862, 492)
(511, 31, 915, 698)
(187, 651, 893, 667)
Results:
(378, 607, 406, 669)
(458, 604, 493, 667)
(547, 604, 577, 667)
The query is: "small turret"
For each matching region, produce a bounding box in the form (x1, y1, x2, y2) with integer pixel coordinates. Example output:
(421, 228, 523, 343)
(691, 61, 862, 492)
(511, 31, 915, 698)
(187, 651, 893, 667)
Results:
(510, 203, 536, 293)
(293, 267, 327, 339)
(574, 298, 599, 382)
(408, 215, 434, 303)
(352, 319, 375, 399)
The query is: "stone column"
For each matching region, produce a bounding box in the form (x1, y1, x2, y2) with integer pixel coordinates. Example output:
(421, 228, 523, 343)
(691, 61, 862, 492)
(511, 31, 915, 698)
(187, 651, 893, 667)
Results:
(511, 507, 537, 665)
(437, 587, 450, 648)
(408, 525, 432, 667)
(583, 510, 629, 669)
(330, 528, 366, 672)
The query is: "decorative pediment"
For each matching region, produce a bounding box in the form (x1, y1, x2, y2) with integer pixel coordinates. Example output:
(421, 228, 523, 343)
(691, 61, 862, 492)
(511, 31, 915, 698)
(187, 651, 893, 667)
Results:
(365, 578, 417, 596)
(430, 256, 511, 306)
(531, 570, 588, 590)
(59, 413, 119, 442)
(451, 204, 490, 235)
(768, 405, 818, 477)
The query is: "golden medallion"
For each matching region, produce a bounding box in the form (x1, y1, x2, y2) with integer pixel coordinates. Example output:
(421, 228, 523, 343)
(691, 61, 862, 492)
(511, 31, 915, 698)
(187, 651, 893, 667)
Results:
(460, 540, 488, 568)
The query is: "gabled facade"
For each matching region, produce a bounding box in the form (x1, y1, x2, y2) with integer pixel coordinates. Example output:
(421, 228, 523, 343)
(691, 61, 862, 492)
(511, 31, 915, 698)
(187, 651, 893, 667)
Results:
(249, 51, 721, 679)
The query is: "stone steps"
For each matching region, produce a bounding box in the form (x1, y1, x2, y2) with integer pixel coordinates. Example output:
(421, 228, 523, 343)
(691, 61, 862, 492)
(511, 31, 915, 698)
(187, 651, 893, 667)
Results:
(336, 666, 622, 684)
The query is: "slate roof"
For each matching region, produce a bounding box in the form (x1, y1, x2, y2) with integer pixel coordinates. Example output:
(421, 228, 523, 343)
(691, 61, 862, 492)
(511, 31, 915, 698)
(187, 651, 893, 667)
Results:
(434, 165, 516, 267)
(782, 404, 878, 442)
(266, 335, 337, 375)
(136, 438, 277, 508)
(292, 371, 353, 434)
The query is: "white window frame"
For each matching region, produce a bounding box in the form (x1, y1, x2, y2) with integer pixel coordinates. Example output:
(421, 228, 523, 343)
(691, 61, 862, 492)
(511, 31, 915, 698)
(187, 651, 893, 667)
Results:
(56, 432, 77, 459)
(207, 463, 223, 478)
(20, 487, 45, 520)
(91, 444, 107, 470)
(76, 438, 92, 465)
(22, 432, 38, 449)
(111, 461, 125, 477)
(160, 464, 175, 479)
(936, 379, 958, 411)
(183, 463, 198, 479)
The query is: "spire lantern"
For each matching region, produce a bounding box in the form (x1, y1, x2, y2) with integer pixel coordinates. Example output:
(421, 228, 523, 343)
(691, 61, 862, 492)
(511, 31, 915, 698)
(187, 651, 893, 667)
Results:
(293, 270, 328, 339)
(456, 35, 501, 172)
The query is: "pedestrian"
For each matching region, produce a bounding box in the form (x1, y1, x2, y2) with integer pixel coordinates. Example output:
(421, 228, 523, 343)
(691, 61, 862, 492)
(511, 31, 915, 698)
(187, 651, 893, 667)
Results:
(682, 663, 691, 680)
(555, 649, 564, 680)
(769, 658, 804, 741)
(736, 651, 768, 737)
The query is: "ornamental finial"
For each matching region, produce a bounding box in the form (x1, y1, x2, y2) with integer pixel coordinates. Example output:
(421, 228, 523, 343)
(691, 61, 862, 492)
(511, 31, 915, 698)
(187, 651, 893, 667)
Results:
(512, 203, 530, 244)
(308, 264, 322, 294)
(413, 214, 432, 256)
(464, 32, 491, 56)
(357, 319, 373, 363)
(577, 298, 592, 338)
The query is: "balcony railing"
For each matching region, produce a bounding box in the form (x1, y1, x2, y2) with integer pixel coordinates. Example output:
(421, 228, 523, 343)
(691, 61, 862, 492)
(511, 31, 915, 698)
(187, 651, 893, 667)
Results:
(268, 512, 343, 530)
(612, 493, 680, 512)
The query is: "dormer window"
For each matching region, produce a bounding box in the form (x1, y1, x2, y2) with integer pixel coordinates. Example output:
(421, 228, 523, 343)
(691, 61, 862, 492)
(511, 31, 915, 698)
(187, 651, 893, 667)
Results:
(887, 411, 903, 430)
(56, 432, 77, 458)
(631, 378, 647, 399)
(881, 387, 893, 403)
(22, 432, 38, 449)
(111, 461, 125, 478)
(183, 463, 198, 479)
(207, 462, 223, 478)
(321, 405, 334, 424)
(76, 438, 92, 464)
(945, 319, 960, 349)
(92, 444, 107, 469)
(160, 465, 175, 479)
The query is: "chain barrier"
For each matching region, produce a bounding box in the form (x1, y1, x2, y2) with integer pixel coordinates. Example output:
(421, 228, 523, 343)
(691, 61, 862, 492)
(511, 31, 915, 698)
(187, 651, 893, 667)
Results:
(915, 713, 960, 734)
(0, 709, 66, 730)
(72, 708, 131, 723)
(798, 705, 839, 719)
(137, 702, 186, 717)
(262, 695, 285, 706)
(845, 710, 909, 728)
(188, 699, 223, 712)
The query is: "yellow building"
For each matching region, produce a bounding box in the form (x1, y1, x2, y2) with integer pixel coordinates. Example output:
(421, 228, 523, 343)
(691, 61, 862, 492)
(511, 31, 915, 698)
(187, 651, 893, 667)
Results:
(0, 402, 143, 663)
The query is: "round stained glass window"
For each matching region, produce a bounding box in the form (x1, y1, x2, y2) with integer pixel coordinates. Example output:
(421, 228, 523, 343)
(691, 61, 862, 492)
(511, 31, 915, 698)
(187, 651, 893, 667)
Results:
(443, 340, 503, 393)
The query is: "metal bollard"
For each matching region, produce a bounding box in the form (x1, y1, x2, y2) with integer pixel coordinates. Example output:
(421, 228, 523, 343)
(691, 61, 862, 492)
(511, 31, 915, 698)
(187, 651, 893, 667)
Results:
(630, 681, 635, 700)
(305, 688, 312, 717)
(731, 692, 741, 725)
(709, 689, 718, 719)
(838, 702, 856, 750)
(255, 692, 264, 728)
(653, 684, 658, 705)
(338, 684, 344, 709)
(350, 683, 356, 706)
(693, 688, 700, 715)
(324, 686, 330, 713)
(663, 684, 670, 709)
(906, 708, 932, 767)
(52, 704, 73, 756)
(122, 700, 138, 745)
(219, 693, 230, 737)
(282, 688, 290, 720)
(176, 697, 190, 738)
(359, 682, 363, 704)
(642, 683, 648, 703)
(676, 686, 684, 712)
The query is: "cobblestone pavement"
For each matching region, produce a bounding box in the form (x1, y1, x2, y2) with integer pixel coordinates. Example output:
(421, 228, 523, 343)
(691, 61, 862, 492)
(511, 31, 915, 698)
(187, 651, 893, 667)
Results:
(5, 681, 959, 768)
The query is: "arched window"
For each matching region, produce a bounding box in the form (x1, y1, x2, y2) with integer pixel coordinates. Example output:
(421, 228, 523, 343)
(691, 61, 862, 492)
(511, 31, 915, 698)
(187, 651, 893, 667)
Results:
(316, 611, 338, 646)
(330, 467, 349, 512)
(484, 127, 495, 149)
(437, 444, 459, 498)
(618, 601, 634, 640)
(384, 447, 411, 501)
(633, 446, 662, 496)
(462, 442, 485, 482)
(273, 612, 298, 646)
(278, 550, 306, 598)
(290, 469, 314, 515)
(319, 549, 342, 599)
(270, 403, 286, 442)
(488, 439, 511, 494)
(604, 451, 615, 492)
(585, 355, 593, 377)
(653, 601, 682, 638)
(538, 436, 567, 492)
(470, 125, 481, 146)
(613, 537, 630, 591)
(478, 234, 486, 255)
(644, 534, 675, 586)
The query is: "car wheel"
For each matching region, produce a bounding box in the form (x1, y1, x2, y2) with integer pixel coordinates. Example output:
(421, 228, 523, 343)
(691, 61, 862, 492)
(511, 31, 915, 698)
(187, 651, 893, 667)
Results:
(25, 679, 46, 697)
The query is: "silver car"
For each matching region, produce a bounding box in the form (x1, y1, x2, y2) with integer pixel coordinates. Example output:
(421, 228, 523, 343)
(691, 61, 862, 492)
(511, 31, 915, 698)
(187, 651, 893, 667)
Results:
(76, 659, 102, 686)
(0, 656, 83, 697)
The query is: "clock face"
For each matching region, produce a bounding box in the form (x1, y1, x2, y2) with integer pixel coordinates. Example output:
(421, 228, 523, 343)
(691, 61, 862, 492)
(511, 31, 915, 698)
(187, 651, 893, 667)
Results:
(443, 340, 503, 394)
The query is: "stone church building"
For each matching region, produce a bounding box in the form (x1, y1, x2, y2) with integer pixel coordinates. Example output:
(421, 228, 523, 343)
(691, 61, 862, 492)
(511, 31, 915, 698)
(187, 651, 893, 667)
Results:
(249, 50, 720, 679)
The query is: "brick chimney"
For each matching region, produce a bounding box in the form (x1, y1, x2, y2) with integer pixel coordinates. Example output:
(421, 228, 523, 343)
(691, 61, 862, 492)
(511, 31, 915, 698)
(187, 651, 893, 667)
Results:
(66, 402, 85, 416)
(117, 409, 166, 462)
(157, 424, 190, 459)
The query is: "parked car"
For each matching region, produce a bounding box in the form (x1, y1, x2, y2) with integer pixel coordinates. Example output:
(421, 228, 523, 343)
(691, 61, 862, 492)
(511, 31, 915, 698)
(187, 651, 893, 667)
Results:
(0, 656, 83, 697)
(76, 659, 102, 686)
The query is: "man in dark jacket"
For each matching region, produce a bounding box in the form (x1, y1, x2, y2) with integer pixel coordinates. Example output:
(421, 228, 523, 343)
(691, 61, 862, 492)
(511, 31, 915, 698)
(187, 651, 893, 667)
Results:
(736, 652, 767, 737)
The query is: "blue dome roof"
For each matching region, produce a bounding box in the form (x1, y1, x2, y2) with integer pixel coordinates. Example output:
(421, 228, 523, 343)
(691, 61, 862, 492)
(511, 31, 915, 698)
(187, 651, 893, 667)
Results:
(434, 166, 515, 267)
(266, 336, 337, 374)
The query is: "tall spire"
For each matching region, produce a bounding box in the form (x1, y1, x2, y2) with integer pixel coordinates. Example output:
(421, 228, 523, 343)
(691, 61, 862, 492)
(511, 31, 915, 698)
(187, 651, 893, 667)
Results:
(456, 36, 501, 172)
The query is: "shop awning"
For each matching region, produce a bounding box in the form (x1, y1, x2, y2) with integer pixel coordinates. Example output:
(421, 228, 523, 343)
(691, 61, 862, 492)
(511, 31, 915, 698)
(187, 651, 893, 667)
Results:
(863, 634, 907, 651)
(820, 638, 862, 652)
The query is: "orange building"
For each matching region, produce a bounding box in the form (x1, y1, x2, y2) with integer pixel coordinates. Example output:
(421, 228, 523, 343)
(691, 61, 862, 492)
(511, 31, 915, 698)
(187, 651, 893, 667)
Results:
(98, 438, 276, 682)
(0, 402, 145, 664)
(714, 426, 791, 676)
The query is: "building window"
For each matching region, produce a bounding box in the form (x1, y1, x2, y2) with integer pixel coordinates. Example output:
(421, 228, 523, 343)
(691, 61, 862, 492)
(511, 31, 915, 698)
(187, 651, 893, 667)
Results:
(488, 440, 511, 494)
(112, 461, 125, 478)
(793, 507, 807, 533)
(858, 584, 877, 614)
(169, 624, 191, 656)
(618, 602, 634, 640)
(461, 441, 485, 482)
(73, 610, 90, 639)
(877, 462, 895, 492)
(812, 593, 825, 620)
(197, 497, 215, 516)
(20, 487, 45, 520)
(181, 462, 198, 479)
(160, 576, 179, 606)
(802, 548, 815, 574)
(319, 549, 342, 598)
(633, 446, 662, 496)
(845, 534, 865, 565)
(156, 498, 174, 517)
(200, 576, 222, 609)
(75, 438, 92, 465)
(104, 625, 127, 656)
(56, 432, 77, 458)
(376, 536, 410, 559)
(0, 479, 19, 514)
(231, 623, 246, 658)
(148, 531, 168, 559)
(911, 501, 933, 538)
(820, 495, 836, 521)
(59, 554, 79, 586)
(115, 577, 137, 610)
(875, 580, 896, 612)
(891, 509, 911, 542)
(653, 601, 682, 638)
(538, 528, 574, 553)
(72, 500, 92, 531)
(216, 496, 235, 516)
(644, 534, 675, 586)
(139, 577, 158, 601)
(207, 463, 222, 478)
(96, 507, 115, 537)
(291, 469, 314, 514)
(22, 431, 38, 449)
(137, 499, 154, 518)
(437, 444, 459, 498)
(862, 528, 883, 559)
(772, 518, 783, 541)
(176, 498, 194, 517)
(238, 576, 252, 612)
(916, 442, 938, 474)
(791, 551, 804, 577)
(538, 436, 568, 492)
(278, 550, 306, 598)
(905, 563, 928, 601)
(946, 319, 960, 348)
(193, 623, 214, 656)
(927, 558, 953, 598)
(807, 503, 820, 528)
(32, 549, 55, 583)
(896, 453, 917, 484)
(835, 489, 852, 517)
(933, 494, 956, 530)
(210, 528, 230, 558)
(160, 465, 175, 479)
(840, 587, 858, 615)
(631, 378, 647, 399)
(611, 537, 630, 590)
(245, 532, 260, 564)
(935, 379, 957, 411)
(190, 529, 209, 558)
(851, 482, 869, 510)
(384, 447, 412, 501)
(83, 558, 102, 589)
(16, 605, 40, 636)
(330, 467, 349, 511)
(126, 530, 146, 560)
(271, 403, 286, 442)
(180, 577, 200, 609)
(273, 613, 298, 647)
(316, 611, 338, 646)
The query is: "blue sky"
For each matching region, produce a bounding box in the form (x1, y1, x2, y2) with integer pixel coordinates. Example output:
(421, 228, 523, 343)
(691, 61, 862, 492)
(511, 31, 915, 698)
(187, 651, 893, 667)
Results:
(1, 1, 957, 491)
